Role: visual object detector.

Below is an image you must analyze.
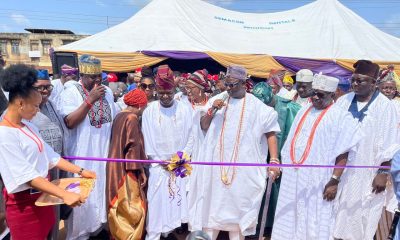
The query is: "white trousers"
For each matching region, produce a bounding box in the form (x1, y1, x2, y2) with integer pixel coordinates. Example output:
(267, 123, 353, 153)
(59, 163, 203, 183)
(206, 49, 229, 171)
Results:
(203, 229, 245, 240)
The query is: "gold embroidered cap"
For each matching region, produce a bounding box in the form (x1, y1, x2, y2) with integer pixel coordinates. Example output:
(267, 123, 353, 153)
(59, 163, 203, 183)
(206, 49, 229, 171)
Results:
(79, 54, 102, 74)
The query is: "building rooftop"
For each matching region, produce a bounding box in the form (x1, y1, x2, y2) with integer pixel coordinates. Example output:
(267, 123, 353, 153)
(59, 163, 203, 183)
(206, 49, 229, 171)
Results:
(24, 28, 75, 35)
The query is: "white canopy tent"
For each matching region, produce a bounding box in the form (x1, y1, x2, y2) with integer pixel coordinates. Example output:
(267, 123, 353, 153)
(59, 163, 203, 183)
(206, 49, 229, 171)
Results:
(58, 0, 400, 76)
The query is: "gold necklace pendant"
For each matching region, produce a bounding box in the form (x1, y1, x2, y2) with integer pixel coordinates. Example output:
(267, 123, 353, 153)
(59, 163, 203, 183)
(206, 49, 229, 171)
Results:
(221, 174, 230, 185)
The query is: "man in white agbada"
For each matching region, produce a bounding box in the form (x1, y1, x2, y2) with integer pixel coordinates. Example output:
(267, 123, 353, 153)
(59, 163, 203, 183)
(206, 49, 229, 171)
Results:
(59, 55, 116, 240)
(141, 65, 193, 240)
(292, 69, 314, 106)
(271, 74, 362, 240)
(333, 60, 399, 240)
(188, 65, 281, 240)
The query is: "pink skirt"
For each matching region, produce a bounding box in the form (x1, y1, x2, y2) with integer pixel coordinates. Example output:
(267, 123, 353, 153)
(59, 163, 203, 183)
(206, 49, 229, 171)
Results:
(3, 188, 55, 240)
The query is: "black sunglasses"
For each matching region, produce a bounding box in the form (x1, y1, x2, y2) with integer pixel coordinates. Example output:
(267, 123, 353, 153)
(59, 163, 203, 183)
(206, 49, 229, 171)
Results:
(311, 90, 330, 98)
(140, 83, 155, 90)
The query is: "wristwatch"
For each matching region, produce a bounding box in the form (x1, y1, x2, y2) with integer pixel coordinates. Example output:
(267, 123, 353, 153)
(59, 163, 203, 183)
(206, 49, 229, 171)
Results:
(77, 167, 85, 176)
(377, 168, 390, 175)
(331, 174, 340, 182)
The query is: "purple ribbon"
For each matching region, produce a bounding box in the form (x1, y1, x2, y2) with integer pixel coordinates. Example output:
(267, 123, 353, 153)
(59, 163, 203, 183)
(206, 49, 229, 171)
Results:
(174, 167, 187, 178)
(65, 182, 80, 190)
(63, 156, 391, 169)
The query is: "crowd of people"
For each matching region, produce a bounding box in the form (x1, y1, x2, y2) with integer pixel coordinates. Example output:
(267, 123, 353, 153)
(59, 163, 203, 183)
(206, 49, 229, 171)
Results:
(0, 54, 400, 240)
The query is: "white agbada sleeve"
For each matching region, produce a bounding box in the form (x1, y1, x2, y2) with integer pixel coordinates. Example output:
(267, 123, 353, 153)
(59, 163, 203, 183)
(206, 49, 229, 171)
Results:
(257, 104, 280, 134)
(374, 101, 400, 163)
(59, 82, 82, 117)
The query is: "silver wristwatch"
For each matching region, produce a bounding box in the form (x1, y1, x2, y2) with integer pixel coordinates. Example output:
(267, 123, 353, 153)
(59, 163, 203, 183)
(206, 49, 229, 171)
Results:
(331, 174, 340, 182)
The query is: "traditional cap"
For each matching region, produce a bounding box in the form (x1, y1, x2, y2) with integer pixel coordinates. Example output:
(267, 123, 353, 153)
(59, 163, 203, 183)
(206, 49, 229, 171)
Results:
(268, 69, 286, 87)
(123, 89, 148, 108)
(187, 69, 212, 93)
(61, 64, 78, 76)
(226, 65, 247, 81)
(107, 73, 118, 83)
(378, 65, 399, 84)
(283, 75, 294, 85)
(37, 69, 50, 80)
(79, 54, 102, 75)
(253, 82, 274, 105)
(176, 73, 189, 85)
(353, 60, 380, 79)
(296, 69, 314, 83)
(155, 65, 175, 90)
(267, 76, 282, 87)
(312, 73, 339, 92)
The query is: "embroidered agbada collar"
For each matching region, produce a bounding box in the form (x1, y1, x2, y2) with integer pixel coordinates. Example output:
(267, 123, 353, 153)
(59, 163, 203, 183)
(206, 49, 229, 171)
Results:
(348, 90, 379, 122)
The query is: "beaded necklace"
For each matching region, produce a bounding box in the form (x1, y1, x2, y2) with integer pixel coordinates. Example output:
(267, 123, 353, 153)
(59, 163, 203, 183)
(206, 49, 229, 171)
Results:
(4, 117, 43, 152)
(219, 95, 246, 186)
(190, 95, 208, 109)
(290, 104, 332, 165)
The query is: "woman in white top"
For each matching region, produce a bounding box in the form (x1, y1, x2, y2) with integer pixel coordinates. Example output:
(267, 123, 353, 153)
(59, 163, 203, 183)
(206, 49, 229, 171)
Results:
(0, 64, 95, 240)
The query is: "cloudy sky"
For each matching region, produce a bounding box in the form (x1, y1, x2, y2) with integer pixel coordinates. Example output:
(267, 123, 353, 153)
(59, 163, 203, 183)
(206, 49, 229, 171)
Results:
(0, 0, 399, 37)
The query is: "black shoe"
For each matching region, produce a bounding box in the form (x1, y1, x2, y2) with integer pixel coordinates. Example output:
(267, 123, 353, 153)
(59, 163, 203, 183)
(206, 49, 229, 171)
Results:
(160, 234, 178, 240)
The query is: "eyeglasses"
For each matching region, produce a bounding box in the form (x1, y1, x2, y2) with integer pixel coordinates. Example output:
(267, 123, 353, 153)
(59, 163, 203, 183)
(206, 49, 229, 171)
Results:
(140, 83, 155, 90)
(224, 81, 241, 88)
(311, 90, 330, 99)
(351, 76, 375, 85)
(34, 85, 54, 91)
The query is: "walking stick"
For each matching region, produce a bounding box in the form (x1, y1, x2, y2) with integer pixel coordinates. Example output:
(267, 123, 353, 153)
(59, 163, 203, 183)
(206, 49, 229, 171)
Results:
(259, 176, 274, 240)
(387, 209, 400, 240)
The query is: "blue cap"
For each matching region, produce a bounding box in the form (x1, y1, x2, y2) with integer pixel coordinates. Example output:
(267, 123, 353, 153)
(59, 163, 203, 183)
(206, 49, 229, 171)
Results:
(37, 69, 50, 80)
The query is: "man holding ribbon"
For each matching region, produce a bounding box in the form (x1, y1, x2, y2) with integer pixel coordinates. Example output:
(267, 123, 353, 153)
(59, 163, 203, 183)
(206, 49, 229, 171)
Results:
(271, 74, 362, 239)
(141, 65, 193, 240)
(334, 60, 399, 240)
(189, 65, 280, 240)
